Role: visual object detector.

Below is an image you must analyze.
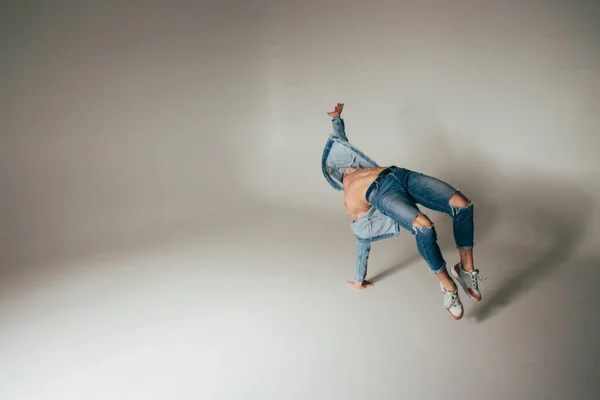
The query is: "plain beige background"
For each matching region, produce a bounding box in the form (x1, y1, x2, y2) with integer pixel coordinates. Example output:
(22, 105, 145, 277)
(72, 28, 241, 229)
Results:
(1, 1, 599, 399)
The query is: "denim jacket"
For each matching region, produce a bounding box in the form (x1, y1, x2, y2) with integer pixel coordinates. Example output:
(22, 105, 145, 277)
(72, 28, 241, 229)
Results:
(321, 117, 401, 243)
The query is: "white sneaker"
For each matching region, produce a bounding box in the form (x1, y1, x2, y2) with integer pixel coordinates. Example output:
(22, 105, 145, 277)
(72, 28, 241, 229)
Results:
(440, 282, 463, 320)
(450, 263, 484, 302)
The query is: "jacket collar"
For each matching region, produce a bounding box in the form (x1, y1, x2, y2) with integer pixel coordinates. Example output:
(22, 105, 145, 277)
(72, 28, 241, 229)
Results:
(321, 134, 380, 191)
(321, 135, 344, 190)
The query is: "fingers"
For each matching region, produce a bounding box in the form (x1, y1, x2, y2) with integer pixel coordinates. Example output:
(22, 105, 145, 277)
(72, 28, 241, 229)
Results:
(328, 103, 343, 116)
(347, 280, 373, 289)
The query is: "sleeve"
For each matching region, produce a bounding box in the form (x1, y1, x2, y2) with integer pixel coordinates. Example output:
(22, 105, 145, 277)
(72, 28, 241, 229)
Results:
(331, 117, 349, 142)
(354, 238, 371, 282)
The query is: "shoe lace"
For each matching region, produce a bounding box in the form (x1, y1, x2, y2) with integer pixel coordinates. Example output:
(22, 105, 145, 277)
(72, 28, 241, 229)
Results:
(447, 291, 460, 308)
(470, 269, 486, 290)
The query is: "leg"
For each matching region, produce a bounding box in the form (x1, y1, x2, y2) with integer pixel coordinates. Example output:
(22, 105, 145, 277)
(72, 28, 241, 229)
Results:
(446, 191, 484, 300)
(413, 213, 463, 319)
(369, 180, 449, 279)
(401, 171, 482, 301)
(403, 171, 475, 269)
(450, 192, 483, 301)
(449, 192, 475, 272)
(368, 172, 464, 319)
(459, 248, 474, 271)
(413, 214, 455, 292)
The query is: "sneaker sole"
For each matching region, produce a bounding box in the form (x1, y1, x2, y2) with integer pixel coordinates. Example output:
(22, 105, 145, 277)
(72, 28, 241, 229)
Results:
(451, 264, 481, 302)
(446, 308, 463, 320)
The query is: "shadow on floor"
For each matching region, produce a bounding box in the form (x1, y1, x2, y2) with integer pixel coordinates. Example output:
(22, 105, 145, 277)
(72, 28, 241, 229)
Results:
(470, 227, 582, 322)
(467, 170, 592, 322)
(369, 253, 423, 283)
(561, 256, 600, 398)
(377, 117, 595, 323)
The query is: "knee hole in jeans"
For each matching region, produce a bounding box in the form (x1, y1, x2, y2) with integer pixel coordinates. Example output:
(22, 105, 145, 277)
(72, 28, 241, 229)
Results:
(449, 192, 471, 208)
(412, 213, 433, 228)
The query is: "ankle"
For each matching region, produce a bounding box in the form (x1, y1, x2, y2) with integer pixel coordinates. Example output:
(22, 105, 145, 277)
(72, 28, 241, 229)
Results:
(442, 281, 457, 292)
(460, 262, 474, 273)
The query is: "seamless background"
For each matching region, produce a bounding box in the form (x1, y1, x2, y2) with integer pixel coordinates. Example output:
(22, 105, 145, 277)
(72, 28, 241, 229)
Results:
(1, 1, 599, 399)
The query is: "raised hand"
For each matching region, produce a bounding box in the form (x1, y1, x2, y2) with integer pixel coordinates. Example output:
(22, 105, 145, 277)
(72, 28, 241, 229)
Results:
(327, 103, 344, 118)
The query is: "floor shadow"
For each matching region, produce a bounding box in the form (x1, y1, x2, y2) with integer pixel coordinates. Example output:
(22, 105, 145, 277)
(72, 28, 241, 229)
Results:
(369, 253, 422, 283)
(471, 225, 582, 322)
(390, 112, 594, 321)
(468, 170, 592, 322)
(544, 256, 600, 399)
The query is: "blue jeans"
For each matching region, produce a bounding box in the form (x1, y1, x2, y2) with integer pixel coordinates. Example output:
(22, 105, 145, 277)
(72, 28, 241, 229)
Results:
(360, 166, 474, 277)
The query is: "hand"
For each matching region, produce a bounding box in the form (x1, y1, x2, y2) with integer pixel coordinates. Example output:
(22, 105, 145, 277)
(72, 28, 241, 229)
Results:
(327, 103, 344, 118)
(347, 280, 374, 290)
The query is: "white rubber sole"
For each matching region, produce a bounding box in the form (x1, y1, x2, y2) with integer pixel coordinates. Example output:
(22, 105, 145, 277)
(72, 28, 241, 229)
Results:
(446, 307, 463, 320)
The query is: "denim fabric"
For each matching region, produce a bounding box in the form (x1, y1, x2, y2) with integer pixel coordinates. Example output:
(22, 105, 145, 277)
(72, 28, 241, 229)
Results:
(321, 117, 474, 281)
(366, 166, 475, 274)
(350, 206, 400, 243)
(321, 117, 400, 243)
(321, 117, 380, 191)
(354, 239, 371, 281)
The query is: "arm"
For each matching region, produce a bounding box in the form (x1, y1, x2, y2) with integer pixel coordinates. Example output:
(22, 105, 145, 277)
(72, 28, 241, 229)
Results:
(327, 103, 349, 142)
(347, 238, 374, 289)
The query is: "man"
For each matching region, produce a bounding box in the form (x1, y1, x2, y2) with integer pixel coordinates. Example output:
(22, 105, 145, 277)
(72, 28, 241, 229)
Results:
(321, 103, 483, 320)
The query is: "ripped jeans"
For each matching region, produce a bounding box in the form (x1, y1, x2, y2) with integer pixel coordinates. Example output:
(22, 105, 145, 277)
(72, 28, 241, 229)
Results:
(365, 166, 474, 275)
